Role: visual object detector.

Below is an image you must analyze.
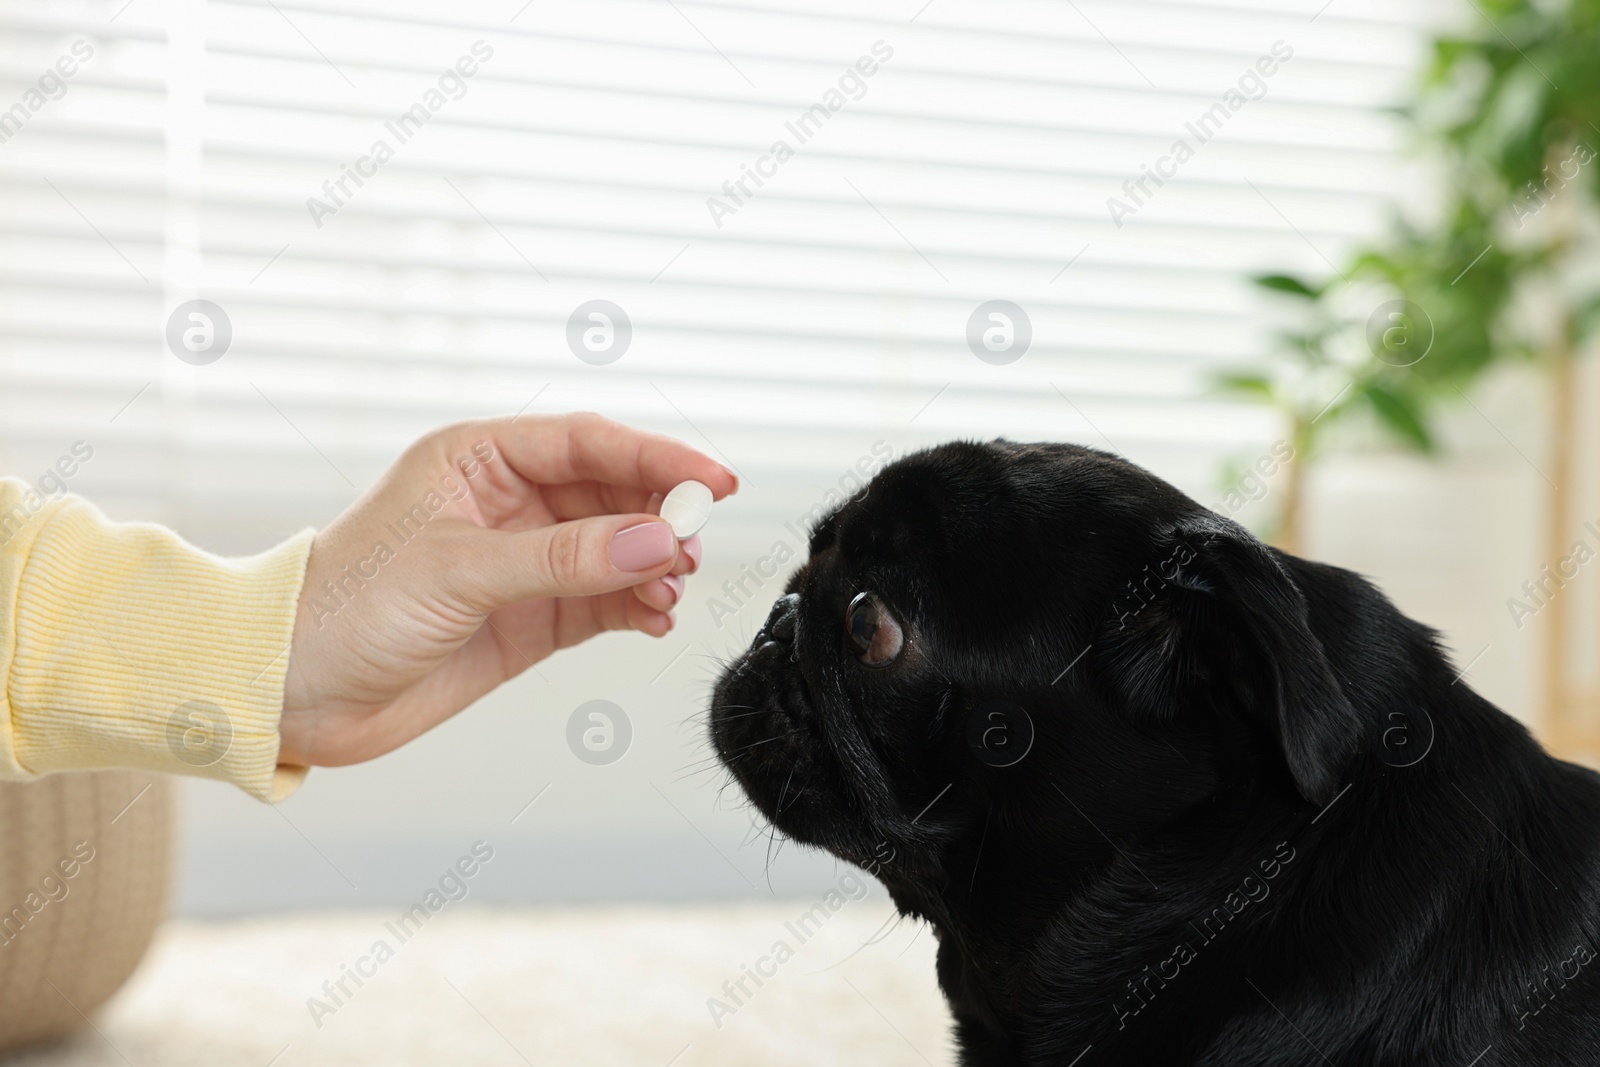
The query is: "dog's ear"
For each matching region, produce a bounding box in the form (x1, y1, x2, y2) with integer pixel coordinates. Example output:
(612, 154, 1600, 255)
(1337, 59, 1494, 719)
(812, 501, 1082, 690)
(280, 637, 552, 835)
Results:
(1098, 512, 1359, 805)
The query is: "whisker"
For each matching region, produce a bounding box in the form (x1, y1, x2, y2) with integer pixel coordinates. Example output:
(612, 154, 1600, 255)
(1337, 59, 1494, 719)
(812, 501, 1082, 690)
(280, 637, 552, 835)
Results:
(673, 763, 727, 782)
(765, 822, 781, 890)
(807, 910, 906, 973)
(672, 763, 731, 785)
(776, 765, 797, 814)
(729, 735, 783, 757)
(897, 919, 928, 958)
(709, 708, 772, 723)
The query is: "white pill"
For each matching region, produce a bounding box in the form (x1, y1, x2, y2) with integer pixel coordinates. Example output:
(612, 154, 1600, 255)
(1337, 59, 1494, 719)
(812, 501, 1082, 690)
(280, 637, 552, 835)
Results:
(660, 479, 714, 539)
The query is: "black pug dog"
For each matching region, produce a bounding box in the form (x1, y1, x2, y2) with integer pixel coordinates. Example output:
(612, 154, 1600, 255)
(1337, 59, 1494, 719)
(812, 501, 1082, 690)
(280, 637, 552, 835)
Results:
(710, 439, 1600, 1066)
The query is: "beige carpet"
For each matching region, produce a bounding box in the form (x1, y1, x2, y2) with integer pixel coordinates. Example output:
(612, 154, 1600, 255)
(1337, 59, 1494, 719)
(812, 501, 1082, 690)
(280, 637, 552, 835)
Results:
(6, 904, 956, 1066)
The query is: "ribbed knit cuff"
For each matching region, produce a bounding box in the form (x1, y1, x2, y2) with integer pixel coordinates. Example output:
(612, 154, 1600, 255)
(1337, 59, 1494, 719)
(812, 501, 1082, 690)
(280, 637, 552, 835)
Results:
(3, 490, 314, 802)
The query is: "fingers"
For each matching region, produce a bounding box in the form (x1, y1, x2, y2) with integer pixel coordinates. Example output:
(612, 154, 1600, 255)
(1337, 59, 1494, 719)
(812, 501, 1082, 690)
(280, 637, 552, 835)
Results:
(463, 512, 704, 634)
(540, 489, 700, 576)
(467, 513, 683, 607)
(636, 534, 699, 611)
(534, 485, 699, 581)
(628, 594, 673, 638)
(548, 587, 673, 648)
(670, 534, 701, 576)
(487, 412, 739, 501)
(540, 481, 658, 522)
(633, 574, 683, 613)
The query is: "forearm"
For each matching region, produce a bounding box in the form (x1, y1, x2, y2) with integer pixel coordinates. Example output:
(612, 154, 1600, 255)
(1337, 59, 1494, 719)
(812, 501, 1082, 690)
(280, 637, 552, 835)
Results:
(0, 477, 312, 801)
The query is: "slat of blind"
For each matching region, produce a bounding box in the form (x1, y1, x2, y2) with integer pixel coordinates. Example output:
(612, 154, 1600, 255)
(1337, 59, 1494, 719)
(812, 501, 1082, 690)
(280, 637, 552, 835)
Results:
(0, 0, 1442, 534)
(210, 0, 1428, 73)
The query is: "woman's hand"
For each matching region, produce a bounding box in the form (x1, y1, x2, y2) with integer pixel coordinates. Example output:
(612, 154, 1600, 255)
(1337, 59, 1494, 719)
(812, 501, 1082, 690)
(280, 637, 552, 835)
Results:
(277, 412, 736, 767)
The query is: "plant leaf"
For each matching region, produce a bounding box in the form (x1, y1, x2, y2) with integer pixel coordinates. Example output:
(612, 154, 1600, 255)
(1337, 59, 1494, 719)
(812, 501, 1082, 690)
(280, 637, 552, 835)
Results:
(1214, 372, 1276, 401)
(1573, 294, 1600, 343)
(1361, 382, 1436, 453)
(1252, 273, 1321, 299)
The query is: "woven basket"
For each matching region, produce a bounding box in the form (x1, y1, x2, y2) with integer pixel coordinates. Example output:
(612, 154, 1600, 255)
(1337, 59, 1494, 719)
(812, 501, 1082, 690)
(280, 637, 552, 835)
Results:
(0, 770, 171, 1049)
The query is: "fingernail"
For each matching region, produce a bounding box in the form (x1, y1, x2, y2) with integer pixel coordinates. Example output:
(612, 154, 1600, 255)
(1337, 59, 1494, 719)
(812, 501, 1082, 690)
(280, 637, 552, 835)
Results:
(720, 464, 740, 491)
(609, 521, 677, 572)
(680, 534, 702, 574)
(662, 574, 684, 604)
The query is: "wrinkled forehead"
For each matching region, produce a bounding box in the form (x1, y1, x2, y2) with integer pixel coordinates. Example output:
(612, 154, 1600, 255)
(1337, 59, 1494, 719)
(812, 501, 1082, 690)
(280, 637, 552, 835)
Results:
(801, 440, 1199, 621)
(819, 440, 1157, 542)
(806, 443, 1004, 560)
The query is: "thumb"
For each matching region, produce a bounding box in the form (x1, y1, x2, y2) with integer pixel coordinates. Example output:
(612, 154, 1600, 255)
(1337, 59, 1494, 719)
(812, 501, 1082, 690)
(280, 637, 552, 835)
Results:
(467, 514, 680, 605)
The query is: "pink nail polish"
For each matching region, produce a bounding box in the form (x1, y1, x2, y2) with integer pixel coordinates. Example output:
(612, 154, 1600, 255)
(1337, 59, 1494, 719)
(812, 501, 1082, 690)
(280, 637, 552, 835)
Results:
(662, 574, 684, 604)
(680, 534, 703, 573)
(609, 521, 677, 572)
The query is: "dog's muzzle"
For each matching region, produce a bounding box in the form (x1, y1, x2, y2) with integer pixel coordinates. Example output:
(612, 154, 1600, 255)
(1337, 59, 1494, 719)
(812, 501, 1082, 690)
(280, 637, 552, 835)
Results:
(756, 592, 800, 653)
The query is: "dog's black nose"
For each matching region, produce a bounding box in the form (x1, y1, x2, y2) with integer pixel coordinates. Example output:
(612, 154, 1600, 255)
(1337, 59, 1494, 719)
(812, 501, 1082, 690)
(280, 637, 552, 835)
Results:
(762, 593, 800, 642)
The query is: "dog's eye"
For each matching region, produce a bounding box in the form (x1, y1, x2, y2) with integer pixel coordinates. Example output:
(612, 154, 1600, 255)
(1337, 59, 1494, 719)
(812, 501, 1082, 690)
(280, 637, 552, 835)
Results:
(845, 591, 903, 667)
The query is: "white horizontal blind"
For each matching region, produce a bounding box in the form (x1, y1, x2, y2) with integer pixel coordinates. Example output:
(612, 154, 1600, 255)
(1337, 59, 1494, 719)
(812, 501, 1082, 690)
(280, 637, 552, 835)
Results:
(0, 2, 169, 512)
(1, 0, 1448, 551)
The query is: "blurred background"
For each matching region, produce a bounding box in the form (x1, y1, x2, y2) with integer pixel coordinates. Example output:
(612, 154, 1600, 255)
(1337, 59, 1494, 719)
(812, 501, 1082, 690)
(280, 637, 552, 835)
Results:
(1, 0, 1597, 1062)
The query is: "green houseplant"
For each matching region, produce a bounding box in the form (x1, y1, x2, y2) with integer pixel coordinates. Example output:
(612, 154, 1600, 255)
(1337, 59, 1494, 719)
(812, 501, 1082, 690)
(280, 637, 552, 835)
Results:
(1223, 0, 1600, 738)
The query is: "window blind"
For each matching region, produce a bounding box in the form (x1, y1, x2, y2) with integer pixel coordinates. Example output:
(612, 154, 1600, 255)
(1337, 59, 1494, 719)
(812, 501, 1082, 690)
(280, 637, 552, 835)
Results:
(2, 0, 1446, 550)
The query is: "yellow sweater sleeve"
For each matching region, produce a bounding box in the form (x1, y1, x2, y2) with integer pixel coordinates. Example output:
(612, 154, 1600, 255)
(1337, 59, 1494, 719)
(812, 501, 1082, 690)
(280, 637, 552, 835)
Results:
(0, 477, 314, 802)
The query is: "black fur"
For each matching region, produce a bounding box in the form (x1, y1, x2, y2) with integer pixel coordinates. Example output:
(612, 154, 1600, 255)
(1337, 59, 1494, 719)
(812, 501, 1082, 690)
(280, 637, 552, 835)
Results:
(710, 439, 1600, 1066)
